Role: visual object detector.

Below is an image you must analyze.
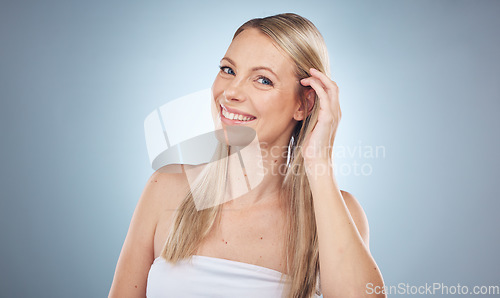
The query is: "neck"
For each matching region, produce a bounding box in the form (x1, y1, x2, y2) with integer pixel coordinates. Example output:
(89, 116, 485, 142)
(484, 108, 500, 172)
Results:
(223, 138, 290, 210)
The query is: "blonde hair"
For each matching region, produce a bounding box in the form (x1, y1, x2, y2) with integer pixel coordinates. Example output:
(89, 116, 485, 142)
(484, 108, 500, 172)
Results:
(161, 13, 331, 298)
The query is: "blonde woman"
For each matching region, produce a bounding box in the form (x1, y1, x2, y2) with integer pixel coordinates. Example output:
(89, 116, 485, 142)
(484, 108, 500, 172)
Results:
(109, 13, 386, 298)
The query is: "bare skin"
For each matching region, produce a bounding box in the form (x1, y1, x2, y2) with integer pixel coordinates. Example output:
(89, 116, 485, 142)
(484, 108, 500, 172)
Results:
(109, 28, 381, 297)
(152, 170, 288, 274)
(109, 170, 363, 297)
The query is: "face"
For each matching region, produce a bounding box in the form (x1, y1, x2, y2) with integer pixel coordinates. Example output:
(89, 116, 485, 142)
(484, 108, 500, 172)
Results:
(212, 28, 305, 148)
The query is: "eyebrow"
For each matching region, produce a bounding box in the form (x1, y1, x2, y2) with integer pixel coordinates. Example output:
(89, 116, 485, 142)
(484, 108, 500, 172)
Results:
(221, 57, 279, 79)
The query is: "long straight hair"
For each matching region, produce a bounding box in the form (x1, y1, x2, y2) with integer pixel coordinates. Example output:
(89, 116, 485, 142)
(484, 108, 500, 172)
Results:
(161, 13, 331, 298)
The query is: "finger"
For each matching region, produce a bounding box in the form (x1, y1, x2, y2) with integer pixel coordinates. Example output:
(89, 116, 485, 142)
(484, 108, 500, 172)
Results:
(300, 77, 328, 99)
(308, 72, 340, 115)
(307, 70, 340, 111)
(301, 77, 330, 110)
(310, 68, 338, 94)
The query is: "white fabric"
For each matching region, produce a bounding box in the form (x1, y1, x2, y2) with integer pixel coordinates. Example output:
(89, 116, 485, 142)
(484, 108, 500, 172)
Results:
(146, 255, 290, 297)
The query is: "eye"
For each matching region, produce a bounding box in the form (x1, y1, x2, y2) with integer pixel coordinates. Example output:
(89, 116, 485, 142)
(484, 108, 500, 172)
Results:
(219, 65, 235, 75)
(256, 76, 274, 86)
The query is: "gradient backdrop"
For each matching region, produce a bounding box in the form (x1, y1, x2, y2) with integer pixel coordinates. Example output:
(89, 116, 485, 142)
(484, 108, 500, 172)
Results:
(1, 0, 499, 297)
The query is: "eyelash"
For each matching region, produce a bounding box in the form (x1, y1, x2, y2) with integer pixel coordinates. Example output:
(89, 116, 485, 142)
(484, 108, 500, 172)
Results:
(218, 65, 274, 87)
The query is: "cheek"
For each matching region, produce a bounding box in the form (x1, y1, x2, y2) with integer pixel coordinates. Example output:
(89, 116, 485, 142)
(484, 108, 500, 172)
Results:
(259, 93, 297, 118)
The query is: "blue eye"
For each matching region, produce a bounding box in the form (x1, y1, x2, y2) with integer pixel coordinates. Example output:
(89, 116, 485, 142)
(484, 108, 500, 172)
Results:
(257, 76, 273, 86)
(219, 65, 235, 75)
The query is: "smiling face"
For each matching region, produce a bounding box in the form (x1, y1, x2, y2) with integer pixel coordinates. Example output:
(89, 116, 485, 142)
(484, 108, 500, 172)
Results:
(212, 28, 306, 148)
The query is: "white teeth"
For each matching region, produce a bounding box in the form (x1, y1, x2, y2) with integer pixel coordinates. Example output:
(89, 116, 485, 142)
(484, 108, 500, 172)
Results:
(221, 108, 254, 122)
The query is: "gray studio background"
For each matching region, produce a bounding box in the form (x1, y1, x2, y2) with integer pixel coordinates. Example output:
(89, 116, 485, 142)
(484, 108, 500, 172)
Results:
(1, 0, 499, 297)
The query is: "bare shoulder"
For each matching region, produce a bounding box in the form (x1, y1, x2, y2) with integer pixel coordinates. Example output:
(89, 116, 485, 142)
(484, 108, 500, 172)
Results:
(145, 169, 190, 211)
(108, 169, 190, 297)
(128, 169, 190, 232)
(340, 190, 370, 249)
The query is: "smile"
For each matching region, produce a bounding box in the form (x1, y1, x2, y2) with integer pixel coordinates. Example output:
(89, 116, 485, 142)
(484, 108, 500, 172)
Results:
(220, 104, 256, 123)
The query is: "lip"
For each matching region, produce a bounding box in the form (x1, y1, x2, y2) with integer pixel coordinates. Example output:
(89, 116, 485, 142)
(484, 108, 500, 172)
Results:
(220, 104, 256, 118)
(219, 104, 257, 125)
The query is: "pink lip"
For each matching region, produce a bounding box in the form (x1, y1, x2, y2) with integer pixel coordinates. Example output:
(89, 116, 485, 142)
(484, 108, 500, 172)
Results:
(220, 104, 256, 119)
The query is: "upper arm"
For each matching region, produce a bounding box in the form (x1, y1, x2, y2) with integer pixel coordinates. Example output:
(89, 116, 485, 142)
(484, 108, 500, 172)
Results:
(341, 190, 370, 250)
(108, 171, 182, 298)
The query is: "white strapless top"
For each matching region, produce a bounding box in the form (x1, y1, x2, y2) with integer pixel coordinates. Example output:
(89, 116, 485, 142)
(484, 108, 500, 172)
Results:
(146, 255, 322, 297)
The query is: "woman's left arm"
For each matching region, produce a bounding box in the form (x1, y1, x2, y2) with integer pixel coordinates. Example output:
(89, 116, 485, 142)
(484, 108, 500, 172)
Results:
(301, 68, 386, 298)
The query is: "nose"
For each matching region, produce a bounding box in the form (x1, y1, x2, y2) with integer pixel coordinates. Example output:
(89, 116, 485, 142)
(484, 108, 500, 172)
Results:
(222, 77, 247, 103)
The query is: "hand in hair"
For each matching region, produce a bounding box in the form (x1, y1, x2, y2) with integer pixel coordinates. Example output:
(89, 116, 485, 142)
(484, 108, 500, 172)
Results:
(299, 68, 341, 165)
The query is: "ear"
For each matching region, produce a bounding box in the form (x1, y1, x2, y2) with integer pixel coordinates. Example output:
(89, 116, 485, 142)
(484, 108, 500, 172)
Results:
(293, 88, 316, 121)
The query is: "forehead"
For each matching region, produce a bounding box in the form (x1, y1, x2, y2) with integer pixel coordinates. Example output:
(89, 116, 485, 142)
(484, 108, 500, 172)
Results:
(225, 28, 296, 76)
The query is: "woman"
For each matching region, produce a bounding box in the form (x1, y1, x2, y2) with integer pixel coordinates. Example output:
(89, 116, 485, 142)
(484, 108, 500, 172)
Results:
(109, 13, 386, 298)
